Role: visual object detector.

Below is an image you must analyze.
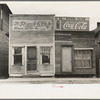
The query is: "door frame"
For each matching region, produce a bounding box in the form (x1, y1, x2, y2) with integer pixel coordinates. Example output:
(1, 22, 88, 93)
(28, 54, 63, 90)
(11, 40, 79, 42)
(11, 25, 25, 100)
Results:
(61, 45, 74, 73)
(26, 45, 38, 73)
(25, 44, 54, 74)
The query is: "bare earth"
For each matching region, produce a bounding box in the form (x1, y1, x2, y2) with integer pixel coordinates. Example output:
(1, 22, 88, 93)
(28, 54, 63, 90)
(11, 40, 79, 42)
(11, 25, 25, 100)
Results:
(0, 78, 100, 84)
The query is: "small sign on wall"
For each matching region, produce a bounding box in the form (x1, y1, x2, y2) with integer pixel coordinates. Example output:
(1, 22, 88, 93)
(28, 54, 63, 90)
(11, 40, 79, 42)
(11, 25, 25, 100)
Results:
(55, 17, 89, 31)
(12, 20, 52, 31)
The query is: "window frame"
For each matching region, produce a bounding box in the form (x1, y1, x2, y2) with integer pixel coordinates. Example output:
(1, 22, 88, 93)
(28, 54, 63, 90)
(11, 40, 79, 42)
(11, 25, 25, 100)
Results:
(74, 48, 93, 69)
(12, 46, 25, 66)
(14, 47, 22, 65)
(40, 46, 53, 66)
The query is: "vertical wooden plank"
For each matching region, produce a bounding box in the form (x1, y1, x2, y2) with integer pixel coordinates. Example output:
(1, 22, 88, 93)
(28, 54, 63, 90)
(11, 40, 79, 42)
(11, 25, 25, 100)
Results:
(50, 47, 53, 65)
(40, 47, 42, 65)
(62, 46, 72, 72)
(24, 46, 27, 74)
(12, 47, 14, 65)
(22, 47, 25, 66)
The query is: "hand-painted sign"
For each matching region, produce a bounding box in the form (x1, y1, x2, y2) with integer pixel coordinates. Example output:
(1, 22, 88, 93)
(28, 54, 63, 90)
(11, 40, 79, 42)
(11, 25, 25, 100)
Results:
(55, 17, 89, 31)
(12, 20, 52, 31)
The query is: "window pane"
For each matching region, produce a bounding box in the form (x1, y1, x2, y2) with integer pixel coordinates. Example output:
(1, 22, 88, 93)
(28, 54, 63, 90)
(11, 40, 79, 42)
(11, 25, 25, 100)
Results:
(14, 55, 22, 65)
(84, 60, 90, 68)
(74, 50, 92, 68)
(75, 50, 82, 59)
(75, 60, 82, 68)
(83, 50, 91, 59)
(14, 47, 22, 54)
(40, 46, 51, 64)
(27, 47, 37, 60)
(42, 54, 50, 64)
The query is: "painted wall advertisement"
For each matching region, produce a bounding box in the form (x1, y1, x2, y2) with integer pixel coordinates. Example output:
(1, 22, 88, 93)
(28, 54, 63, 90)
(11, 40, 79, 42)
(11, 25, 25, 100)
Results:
(55, 17, 89, 31)
(12, 20, 52, 31)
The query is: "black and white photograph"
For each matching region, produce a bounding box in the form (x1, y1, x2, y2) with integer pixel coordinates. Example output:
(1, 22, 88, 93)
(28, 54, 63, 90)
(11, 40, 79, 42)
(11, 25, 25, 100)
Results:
(0, 1, 100, 99)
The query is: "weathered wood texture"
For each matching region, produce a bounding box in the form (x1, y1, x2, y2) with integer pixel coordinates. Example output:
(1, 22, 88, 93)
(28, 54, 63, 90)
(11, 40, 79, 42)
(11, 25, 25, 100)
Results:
(0, 4, 11, 77)
(95, 31, 100, 77)
(9, 15, 55, 75)
(0, 31, 8, 76)
(62, 47, 72, 72)
(10, 15, 54, 44)
(55, 31, 96, 75)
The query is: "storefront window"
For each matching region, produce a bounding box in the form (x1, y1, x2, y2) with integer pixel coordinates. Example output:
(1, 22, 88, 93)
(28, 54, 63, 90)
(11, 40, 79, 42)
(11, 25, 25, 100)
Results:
(40, 46, 51, 65)
(74, 50, 92, 68)
(14, 47, 22, 65)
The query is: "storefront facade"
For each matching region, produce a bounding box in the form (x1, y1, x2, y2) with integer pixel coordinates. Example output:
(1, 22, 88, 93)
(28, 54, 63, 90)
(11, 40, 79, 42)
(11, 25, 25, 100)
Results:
(9, 15, 96, 77)
(9, 14, 55, 77)
(55, 17, 96, 76)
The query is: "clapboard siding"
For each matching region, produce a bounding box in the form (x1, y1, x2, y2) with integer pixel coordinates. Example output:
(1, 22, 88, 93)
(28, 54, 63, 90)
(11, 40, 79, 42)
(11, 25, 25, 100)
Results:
(94, 26, 100, 77)
(74, 68, 96, 74)
(2, 6, 9, 32)
(55, 31, 96, 75)
(0, 32, 8, 76)
(72, 38, 95, 48)
(0, 4, 12, 77)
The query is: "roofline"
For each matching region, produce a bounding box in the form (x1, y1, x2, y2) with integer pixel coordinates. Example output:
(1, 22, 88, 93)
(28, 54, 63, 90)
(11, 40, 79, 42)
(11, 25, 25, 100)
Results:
(0, 4, 12, 14)
(55, 16, 90, 18)
(9, 14, 55, 16)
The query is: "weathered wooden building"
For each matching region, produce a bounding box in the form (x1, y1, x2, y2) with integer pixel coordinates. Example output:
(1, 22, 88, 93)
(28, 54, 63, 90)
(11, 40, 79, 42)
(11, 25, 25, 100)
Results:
(9, 14, 55, 77)
(0, 4, 12, 77)
(9, 15, 96, 77)
(94, 22, 100, 77)
(55, 17, 96, 77)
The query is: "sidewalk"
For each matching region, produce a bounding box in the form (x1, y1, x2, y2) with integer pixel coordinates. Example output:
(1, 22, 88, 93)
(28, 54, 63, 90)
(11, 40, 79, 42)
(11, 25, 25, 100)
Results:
(0, 77, 100, 84)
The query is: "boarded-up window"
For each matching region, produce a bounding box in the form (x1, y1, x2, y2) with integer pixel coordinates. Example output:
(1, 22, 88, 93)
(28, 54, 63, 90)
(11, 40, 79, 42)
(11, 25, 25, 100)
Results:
(74, 50, 92, 68)
(40, 46, 52, 65)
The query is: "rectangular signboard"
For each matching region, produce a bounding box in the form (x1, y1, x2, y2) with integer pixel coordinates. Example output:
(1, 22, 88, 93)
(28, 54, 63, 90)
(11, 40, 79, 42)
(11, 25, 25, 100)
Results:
(12, 20, 52, 31)
(55, 17, 89, 31)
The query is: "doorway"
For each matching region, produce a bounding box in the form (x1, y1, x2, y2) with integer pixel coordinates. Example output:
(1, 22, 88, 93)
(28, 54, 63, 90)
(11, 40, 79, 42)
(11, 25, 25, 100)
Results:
(62, 46, 72, 72)
(27, 46, 37, 73)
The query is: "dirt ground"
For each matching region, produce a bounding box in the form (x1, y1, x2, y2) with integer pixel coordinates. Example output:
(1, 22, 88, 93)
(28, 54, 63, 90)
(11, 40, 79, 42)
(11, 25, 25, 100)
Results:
(0, 77, 100, 84)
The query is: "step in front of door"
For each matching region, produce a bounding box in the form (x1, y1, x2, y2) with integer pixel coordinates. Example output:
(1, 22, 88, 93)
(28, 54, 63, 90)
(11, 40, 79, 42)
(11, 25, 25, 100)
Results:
(22, 74, 41, 78)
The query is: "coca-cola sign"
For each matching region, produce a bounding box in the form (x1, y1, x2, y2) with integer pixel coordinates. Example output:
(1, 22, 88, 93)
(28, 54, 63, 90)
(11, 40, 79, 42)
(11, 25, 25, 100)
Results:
(55, 17, 89, 31)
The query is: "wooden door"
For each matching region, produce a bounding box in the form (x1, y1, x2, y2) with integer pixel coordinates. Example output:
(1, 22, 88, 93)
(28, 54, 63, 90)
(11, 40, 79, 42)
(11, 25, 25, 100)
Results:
(27, 46, 37, 72)
(62, 46, 72, 72)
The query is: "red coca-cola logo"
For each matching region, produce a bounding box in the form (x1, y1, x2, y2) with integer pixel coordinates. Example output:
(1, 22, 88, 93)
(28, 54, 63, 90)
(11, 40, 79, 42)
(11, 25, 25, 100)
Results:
(63, 21, 88, 30)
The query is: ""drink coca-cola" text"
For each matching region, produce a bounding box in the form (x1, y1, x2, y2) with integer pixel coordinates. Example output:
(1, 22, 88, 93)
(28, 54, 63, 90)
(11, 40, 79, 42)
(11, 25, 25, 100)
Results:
(63, 21, 88, 30)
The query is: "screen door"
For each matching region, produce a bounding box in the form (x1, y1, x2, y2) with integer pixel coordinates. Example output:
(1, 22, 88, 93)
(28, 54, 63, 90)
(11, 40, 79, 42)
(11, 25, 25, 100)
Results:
(27, 46, 37, 72)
